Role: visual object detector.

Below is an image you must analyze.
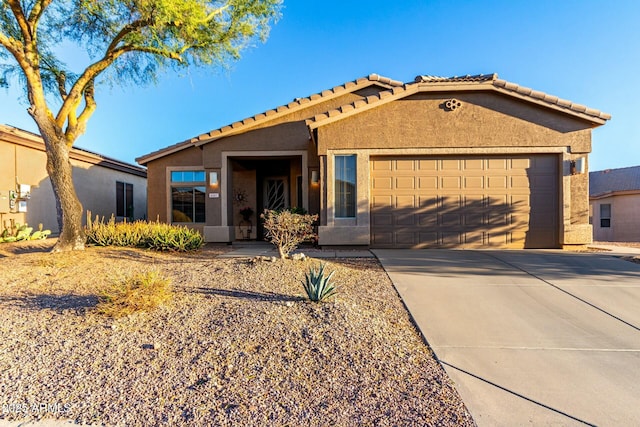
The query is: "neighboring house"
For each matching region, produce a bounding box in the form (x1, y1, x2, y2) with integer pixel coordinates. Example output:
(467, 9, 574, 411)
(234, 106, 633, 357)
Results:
(137, 73, 610, 249)
(1, 124, 147, 234)
(590, 166, 640, 242)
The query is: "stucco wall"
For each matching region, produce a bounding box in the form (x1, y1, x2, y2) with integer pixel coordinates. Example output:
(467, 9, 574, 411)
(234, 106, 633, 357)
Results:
(1, 138, 147, 234)
(315, 92, 597, 246)
(316, 92, 593, 154)
(591, 194, 640, 242)
(144, 89, 372, 226)
(145, 146, 202, 223)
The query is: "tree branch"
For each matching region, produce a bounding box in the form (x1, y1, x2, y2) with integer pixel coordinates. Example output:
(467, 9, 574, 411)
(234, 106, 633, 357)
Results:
(66, 80, 96, 144)
(56, 40, 187, 128)
(106, 18, 153, 53)
(6, 0, 32, 43)
(27, 0, 53, 28)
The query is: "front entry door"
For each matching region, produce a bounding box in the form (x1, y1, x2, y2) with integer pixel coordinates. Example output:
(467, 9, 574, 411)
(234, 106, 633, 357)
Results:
(263, 177, 289, 211)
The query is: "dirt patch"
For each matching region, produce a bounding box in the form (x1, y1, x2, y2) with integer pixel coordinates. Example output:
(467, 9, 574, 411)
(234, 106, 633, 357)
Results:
(0, 244, 473, 426)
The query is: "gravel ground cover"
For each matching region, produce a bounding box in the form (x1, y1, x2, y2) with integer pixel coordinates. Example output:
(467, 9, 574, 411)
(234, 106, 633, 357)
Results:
(0, 240, 474, 426)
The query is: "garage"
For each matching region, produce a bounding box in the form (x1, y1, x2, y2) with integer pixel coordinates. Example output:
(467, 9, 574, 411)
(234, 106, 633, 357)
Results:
(370, 155, 559, 248)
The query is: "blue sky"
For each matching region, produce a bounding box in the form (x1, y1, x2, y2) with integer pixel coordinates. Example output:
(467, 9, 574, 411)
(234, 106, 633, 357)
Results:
(1, 0, 639, 171)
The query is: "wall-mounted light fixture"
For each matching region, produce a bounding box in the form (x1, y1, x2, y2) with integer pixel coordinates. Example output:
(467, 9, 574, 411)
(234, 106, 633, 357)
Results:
(311, 170, 319, 185)
(570, 157, 586, 175)
(209, 171, 219, 186)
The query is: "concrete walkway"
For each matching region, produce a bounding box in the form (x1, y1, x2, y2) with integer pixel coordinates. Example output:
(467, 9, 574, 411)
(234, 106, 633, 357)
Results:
(217, 243, 374, 259)
(374, 249, 640, 427)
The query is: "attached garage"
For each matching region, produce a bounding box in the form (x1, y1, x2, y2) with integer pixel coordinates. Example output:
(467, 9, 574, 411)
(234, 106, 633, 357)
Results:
(370, 155, 559, 249)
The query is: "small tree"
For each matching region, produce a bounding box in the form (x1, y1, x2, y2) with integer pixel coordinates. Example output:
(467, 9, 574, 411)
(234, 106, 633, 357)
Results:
(261, 209, 317, 259)
(0, 0, 280, 252)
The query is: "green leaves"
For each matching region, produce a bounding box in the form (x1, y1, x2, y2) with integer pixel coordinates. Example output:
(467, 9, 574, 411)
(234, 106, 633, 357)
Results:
(302, 263, 338, 302)
(85, 212, 204, 251)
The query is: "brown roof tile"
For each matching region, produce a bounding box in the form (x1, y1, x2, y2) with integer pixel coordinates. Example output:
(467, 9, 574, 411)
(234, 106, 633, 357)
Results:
(307, 73, 611, 129)
(138, 72, 611, 165)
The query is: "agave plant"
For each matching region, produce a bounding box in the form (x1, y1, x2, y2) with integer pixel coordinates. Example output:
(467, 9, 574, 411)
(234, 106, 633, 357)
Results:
(302, 263, 337, 302)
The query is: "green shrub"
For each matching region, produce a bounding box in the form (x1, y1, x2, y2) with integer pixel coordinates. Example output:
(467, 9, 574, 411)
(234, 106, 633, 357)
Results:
(1, 222, 50, 243)
(96, 271, 172, 317)
(85, 212, 204, 251)
(302, 263, 337, 302)
(261, 209, 318, 259)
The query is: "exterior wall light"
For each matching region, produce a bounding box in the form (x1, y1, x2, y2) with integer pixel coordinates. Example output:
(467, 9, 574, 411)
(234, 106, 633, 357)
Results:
(570, 157, 586, 175)
(311, 170, 319, 185)
(209, 171, 219, 186)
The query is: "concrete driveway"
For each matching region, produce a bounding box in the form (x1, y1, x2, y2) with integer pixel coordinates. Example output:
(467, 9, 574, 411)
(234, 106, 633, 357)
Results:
(373, 249, 640, 427)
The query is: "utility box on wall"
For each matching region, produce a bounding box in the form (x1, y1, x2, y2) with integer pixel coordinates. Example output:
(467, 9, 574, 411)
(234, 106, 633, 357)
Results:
(0, 190, 14, 214)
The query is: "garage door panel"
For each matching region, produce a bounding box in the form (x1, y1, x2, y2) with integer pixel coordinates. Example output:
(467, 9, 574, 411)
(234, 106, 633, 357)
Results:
(395, 232, 417, 245)
(370, 155, 559, 249)
(371, 195, 393, 210)
(464, 159, 484, 170)
(395, 213, 416, 226)
(442, 176, 461, 189)
(395, 159, 415, 171)
(371, 213, 393, 226)
(418, 214, 437, 226)
(371, 231, 393, 246)
(418, 176, 438, 190)
(372, 177, 393, 190)
(396, 195, 415, 208)
(418, 159, 438, 171)
(396, 176, 415, 189)
(488, 176, 507, 189)
(465, 176, 484, 189)
(511, 158, 531, 169)
(532, 175, 557, 190)
(442, 159, 461, 170)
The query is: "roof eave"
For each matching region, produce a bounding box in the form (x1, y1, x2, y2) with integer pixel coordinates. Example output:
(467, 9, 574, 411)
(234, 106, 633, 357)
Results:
(191, 75, 402, 147)
(307, 80, 611, 130)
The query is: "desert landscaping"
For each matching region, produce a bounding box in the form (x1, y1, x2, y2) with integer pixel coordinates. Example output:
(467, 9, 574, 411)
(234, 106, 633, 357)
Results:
(0, 240, 474, 426)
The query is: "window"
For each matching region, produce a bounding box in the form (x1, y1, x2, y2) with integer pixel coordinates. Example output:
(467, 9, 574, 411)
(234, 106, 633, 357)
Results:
(600, 203, 611, 228)
(171, 170, 206, 223)
(335, 155, 356, 218)
(171, 170, 206, 183)
(116, 182, 133, 218)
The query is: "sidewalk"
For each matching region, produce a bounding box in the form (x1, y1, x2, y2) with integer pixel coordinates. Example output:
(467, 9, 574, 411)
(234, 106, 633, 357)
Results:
(588, 243, 640, 256)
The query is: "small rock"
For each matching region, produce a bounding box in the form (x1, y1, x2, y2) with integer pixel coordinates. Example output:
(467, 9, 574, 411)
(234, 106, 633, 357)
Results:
(285, 301, 294, 307)
(291, 253, 306, 261)
(142, 343, 155, 350)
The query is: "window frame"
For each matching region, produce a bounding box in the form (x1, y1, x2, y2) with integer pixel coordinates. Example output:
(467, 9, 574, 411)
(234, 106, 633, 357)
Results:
(169, 168, 206, 224)
(600, 203, 611, 228)
(116, 181, 134, 219)
(334, 154, 357, 218)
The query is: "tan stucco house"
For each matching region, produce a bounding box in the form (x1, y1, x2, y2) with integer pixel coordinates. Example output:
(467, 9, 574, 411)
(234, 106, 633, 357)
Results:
(137, 73, 609, 248)
(590, 166, 640, 242)
(1, 124, 147, 234)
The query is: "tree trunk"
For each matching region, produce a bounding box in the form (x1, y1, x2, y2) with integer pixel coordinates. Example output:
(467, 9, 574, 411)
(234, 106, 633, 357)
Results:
(40, 129, 85, 252)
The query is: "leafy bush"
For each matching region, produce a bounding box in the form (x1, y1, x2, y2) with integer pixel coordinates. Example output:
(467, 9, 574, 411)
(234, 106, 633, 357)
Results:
(85, 212, 204, 251)
(261, 209, 318, 259)
(302, 263, 337, 302)
(96, 271, 172, 317)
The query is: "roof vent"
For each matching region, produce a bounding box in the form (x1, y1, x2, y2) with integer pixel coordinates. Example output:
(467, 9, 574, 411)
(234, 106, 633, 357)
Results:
(444, 99, 462, 111)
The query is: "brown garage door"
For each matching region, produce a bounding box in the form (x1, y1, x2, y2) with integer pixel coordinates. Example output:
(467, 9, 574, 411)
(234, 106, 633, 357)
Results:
(370, 155, 559, 248)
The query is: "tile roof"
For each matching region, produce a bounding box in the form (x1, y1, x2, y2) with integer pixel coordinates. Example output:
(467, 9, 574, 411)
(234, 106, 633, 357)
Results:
(137, 72, 611, 165)
(415, 73, 498, 83)
(590, 166, 640, 197)
(308, 73, 611, 129)
(190, 73, 402, 145)
(136, 74, 402, 164)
